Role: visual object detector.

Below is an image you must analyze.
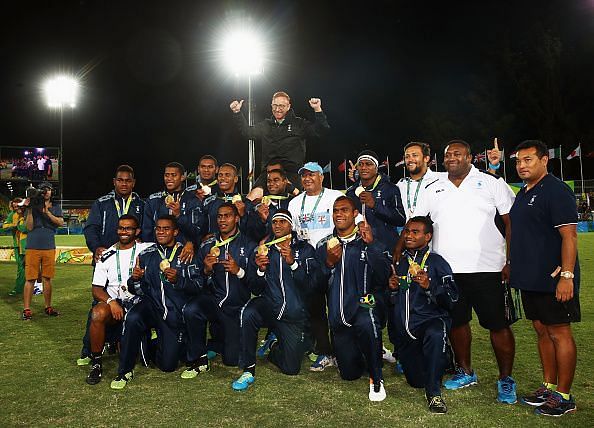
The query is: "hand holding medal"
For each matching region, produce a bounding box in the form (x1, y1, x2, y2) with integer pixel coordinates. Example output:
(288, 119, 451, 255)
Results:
(326, 237, 343, 268)
(164, 194, 181, 217)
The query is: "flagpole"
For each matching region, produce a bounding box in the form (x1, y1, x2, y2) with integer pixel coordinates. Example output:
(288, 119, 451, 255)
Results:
(484, 148, 488, 170)
(343, 158, 347, 190)
(329, 161, 333, 190)
(560, 145, 564, 181)
(434, 153, 438, 172)
(386, 155, 390, 178)
(578, 143, 585, 196)
(239, 166, 244, 195)
(502, 148, 507, 182)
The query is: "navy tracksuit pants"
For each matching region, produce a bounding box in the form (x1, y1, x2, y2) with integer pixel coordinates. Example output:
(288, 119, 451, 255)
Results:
(332, 307, 383, 384)
(392, 317, 450, 397)
(183, 294, 240, 367)
(118, 300, 184, 375)
(238, 296, 306, 375)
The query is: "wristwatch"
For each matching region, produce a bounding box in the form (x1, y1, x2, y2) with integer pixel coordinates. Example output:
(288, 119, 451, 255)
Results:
(560, 271, 574, 279)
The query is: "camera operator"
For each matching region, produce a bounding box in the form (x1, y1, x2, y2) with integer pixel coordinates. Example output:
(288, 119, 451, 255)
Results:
(22, 182, 64, 320)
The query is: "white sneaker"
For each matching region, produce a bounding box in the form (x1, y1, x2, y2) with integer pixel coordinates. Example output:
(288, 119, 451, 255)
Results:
(382, 346, 396, 364)
(369, 379, 387, 402)
(309, 355, 335, 372)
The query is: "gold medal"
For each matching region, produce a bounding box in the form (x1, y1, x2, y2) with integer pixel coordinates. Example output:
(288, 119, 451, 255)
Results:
(164, 194, 174, 205)
(200, 183, 211, 196)
(257, 245, 269, 256)
(210, 247, 220, 257)
(231, 194, 242, 204)
(355, 186, 365, 197)
(262, 195, 271, 206)
(408, 262, 422, 276)
(328, 237, 340, 249)
(159, 259, 170, 272)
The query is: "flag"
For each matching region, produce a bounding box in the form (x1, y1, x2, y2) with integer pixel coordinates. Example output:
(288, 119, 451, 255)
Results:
(509, 151, 517, 159)
(548, 147, 561, 159)
(337, 160, 346, 172)
(322, 162, 331, 173)
(395, 159, 405, 167)
(473, 152, 486, 164)
(566, 145, 581, 160)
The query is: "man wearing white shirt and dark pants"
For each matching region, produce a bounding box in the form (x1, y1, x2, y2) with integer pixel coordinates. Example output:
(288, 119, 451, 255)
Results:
(414, 140, 517, 404)
(85, 214, 153, 385)
(288, 162, 343, 371)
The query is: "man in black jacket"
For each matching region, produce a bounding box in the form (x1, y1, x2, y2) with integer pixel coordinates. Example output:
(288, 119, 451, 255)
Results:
(229, 91, 329, 189)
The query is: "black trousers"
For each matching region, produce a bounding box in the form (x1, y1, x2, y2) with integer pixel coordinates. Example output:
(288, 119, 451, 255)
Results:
(183, 294, 240, 367)
(238, 296, 306, 375)
(332, 307, 383, 384)
(392, 317, 450, 397)
(118, 300, 184, 375)
(306, 288, 333, 356)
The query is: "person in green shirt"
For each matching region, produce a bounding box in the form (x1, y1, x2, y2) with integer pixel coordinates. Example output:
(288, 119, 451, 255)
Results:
(2, 199, 27, 296)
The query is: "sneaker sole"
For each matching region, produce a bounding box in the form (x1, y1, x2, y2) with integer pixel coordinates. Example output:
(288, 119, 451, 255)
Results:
(521, 398, 547, 407)
(444, 381, 478, 390)
(86, 377, 101, 385)
(535, 407, 577, 417)
(498, 397, 517, 404)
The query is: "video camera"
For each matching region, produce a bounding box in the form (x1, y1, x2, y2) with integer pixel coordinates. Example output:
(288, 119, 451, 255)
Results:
(19, 183, 52, 211)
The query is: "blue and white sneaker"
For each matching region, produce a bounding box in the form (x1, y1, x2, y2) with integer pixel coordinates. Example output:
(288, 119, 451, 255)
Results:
(232, 372, 255, 391)
(257, 333, 277, 358)
(444, 367, 478, 390)
(497, 376, 517, 404)
(309, 355, 335, 372)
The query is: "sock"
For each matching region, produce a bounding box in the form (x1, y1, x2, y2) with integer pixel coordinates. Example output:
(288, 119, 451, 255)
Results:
(558, 391, 571, 400)
(246, 364, 256, 376)
(544, 382, 557, 391)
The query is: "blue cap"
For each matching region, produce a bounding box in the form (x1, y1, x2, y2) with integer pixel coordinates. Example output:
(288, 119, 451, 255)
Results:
(298, 162, 323, 175)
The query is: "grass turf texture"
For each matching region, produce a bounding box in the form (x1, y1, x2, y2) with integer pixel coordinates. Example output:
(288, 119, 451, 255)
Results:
(0, 234, 87, 247)
(0, 235, 592, 427)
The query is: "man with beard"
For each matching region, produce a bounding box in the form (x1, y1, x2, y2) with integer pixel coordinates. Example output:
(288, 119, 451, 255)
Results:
(414, 140, 517, 404)
(230, 91, 330, 189)
(110, 216, 200, 389)
(181, 203, 257, 377)
(84, 215, 154, 385)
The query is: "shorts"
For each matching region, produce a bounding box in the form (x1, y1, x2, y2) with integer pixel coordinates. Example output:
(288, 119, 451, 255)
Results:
(521, 290, 581, 325)
(451, 272, 510, 330)
(25, 249, 56, 280)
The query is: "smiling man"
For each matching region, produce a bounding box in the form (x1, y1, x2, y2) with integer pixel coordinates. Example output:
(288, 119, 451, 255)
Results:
(230, 91, 330, 190)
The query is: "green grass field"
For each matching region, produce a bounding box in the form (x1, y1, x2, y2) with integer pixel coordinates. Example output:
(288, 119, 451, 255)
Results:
(0, 235, 592, 427)
(0, 234, 86, 248)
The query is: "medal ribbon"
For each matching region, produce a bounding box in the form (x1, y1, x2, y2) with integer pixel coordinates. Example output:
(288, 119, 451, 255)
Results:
(116, 243, 137, 284)
(299, 189, 325, 223)
(265, 234, 292, 248)
(338, 226, 359, 242)
(114, 196, 133, 217)
(364, 175, 382, 192)
(157, 242, 181, 262)
(406, 249, 430, 283)
(214, 231, 240, 248)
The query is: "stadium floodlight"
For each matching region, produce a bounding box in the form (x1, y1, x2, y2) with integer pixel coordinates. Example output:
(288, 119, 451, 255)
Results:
(43, 75, 79, 108)
(221, 28, 265, 190)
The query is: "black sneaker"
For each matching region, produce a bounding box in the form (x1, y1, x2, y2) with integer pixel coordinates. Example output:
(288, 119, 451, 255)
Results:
(86, 364, 102, 385)
(22, 309, 32, 320)
(535, 391, 576, 417)
(44, 306, 60, 317)
(521, 384, 551, 407)
(427, 394, 448, 414)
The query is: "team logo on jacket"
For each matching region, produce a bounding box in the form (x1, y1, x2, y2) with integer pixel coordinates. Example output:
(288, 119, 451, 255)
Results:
(239, 247, 245, 257)
(294, 250, 300, 259)
(529, 195, 538, 206)
(287, 124, 292, 132)
(360, 250, 366, 261)
(135, 206, 140, 213)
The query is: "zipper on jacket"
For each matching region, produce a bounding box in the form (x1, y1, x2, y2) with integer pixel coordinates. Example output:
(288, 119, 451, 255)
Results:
(101, 211, 106, 236)
(160, 278, 168, 320)
(404, 288, 417, 339)
(277, 252, 287, 320)
(219, 243, 230, 307)
(339, 243, 352, 327)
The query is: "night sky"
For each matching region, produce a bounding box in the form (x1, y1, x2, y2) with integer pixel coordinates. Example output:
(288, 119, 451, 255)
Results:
(2, 0, 594, 199)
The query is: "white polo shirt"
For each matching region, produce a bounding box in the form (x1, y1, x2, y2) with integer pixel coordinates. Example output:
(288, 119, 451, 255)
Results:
(288, 187, 344, 248)
(396, 169, 443, 220)
(92, 242, 155, 301)
(414, 166, 515, 273)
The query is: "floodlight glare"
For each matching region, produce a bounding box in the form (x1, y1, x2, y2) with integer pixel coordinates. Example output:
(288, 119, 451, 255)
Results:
(44, 75, 79, 108)
(222, 30, 264, 76)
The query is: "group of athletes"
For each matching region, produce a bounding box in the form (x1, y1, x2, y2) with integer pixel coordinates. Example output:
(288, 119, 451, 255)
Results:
(71, 92, 579, 417)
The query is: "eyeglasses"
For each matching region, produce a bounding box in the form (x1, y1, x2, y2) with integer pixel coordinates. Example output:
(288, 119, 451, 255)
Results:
(271, 104, 288, 110)
(117, 226, 137, 232)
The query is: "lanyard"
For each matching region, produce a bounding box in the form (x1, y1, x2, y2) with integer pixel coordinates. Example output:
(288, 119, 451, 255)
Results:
(406, 176, 424, 212)
(157, 243, 181, 262)
(116, 243, 137, 284)
(114, 195, 132, 217)
(363, 175, 382, 192)
(299, 189, 325, 223)
(217, 193, 238, 202)
(214, 231, 240, 248)
(406, 249, 430, 280)
(267, 195, 288, 200)
(205, 179, 217, 186)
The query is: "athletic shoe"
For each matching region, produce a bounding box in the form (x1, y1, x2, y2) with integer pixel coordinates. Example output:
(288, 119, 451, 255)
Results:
(382, 346, 397, 364)
(535, 391, 576, 417)
(443, 367, 478, 390)
(8, 290, 19, 296)
(521, 384, 552, 407)
(497, 376, 517, 404)
(394, 361, 404, 375)
(86, 364, 102, 385)
(110, 371, 133, 390)
(310, 355, 335, 372)
(22, 309, 32, 320)
(181, 360, 210, 379)
(426, 394, 448, 414)
(44, 306, 60, 317)
(368, 379, 386, 402)
(257, 333, 277, 358)
(232, 372, 255, 391)
(307, 352, 319, 363)
(76, 356, 91, 366)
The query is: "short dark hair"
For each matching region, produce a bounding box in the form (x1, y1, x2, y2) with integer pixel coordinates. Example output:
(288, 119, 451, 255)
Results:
(272, 91, 291, 103)
(218, 202, 240, 217)
(115, 164, 135, 178)
(445, 139, 471, 155)
(408, 216, 434, 235)
(118, 214, 139, 228)
(164, 162, 185, 175)
(198, 155, 218, 167)
(334, 195, 357, 211)
(219, 163, 238, 176)
(266, 158, 285, 168)
(404, 141, 431, 157)
(267, 168, 287, 180)
(515, 140, 548, 158)
(156, 214, 178, 229)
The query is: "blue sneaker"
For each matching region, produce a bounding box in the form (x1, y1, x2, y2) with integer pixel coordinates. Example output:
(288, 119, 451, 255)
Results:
(497, 376, 517, 404)
(206, 350, 217, 360)
(394, 361, 404, 375)
(232, 372, 255, 391)
(444, 367, 478, 390)
(257, 332, 277, 358)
